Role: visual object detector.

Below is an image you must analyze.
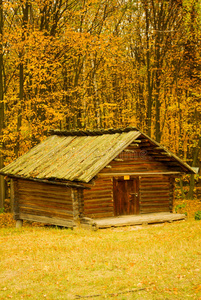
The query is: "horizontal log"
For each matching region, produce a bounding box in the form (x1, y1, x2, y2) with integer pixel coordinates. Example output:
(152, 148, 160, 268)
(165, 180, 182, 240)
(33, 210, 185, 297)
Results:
(140, 186, 170, 189)
(141, 191, 170, 195)
(140, 208, 170, 214)
(18, 191, 72, 202)
(19, 200, 73, 211)
(85, 212, 114, 218)
(140, 176, 169, 181)
(123, 149, 136, 153)
(95, 178, 113, 182)
(19, 213, 75, 227)
(101, 169, 169, 174)
(19, 204, 73, 215)
(140, 179, 170, 183)
(94, 213, 186, 228)
(84, 188, 112, 194)
(114, 158, 124, 162)
(141, 197, 170, 202)
(87, 181, 112, 186)
(111, 161, 165, 166)
(92, 178, 112, 182)
(140, 186, 170, 191)
(18, 186, 72, 196)
(140, 197, 170, 202)
(84, 195, 113, 203)
(20, 208, 74, 220)
(84, 193, 112, 200)
(84, 195, 112, 201)
(18, 179, 73, 190)
(84, 192, 112, 198)
(99, 172, 180, 177)
(10, 176, 87, 189)
(140, 211, 170, 215)
(111, 160, 168, 166)
(105, 163, 168, 169)
(19, 194, 72, 205)
(141, 198, 170, 202)
(131, 140, 141, 143)
(84, 207, 114, 214)
(153, 158, 173, 162)
(88, 185, 113, 190)
(140, 193, 170, 197)
(18, 199, 73, 208)
(84, 197, 113, 203)
(140, 196, 170, 201)
(139, 142, 150, 146)
(140, 203, 169, 207)
(85, 191, 112, 199)
(21, 199, 73, 206)
(140, 188, 169, 192)
(84, 203, 114, 210)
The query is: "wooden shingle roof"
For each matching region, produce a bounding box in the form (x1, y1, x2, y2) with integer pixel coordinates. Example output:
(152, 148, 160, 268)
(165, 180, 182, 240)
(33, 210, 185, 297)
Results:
(0, 128, 140, 182)
(0, 127, 195, 183)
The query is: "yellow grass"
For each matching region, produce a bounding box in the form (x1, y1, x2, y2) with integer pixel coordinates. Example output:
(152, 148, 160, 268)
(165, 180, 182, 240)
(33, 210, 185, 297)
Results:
(0, 220, 201, 299)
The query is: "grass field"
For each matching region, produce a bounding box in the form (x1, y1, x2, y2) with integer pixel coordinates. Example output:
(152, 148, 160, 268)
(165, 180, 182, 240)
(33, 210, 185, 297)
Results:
(0, 219, 201, 300)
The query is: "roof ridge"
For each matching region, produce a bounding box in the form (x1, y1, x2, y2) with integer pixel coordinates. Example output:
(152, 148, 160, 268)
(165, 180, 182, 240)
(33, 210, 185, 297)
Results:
(48, 127, 139, 136)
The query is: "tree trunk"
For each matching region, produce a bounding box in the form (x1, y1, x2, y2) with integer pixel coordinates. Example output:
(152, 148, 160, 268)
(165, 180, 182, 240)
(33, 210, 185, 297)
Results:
(186, 136, 201, 199)
(15, 2, 29, 157)
(0, 0, 5, 208)
(145, 2, 152, 137)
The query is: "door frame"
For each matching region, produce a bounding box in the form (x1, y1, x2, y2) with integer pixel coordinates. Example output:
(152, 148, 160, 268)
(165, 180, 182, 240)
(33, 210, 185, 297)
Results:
(113, 176, 140, 216)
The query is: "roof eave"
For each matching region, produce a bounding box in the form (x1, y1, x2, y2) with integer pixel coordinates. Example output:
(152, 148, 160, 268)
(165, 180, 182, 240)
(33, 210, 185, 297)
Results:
(140, 133, 196, 174)
(0, 172, 90, 189)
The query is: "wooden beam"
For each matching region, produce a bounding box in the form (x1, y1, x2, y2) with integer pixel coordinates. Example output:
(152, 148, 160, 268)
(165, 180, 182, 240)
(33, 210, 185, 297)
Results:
(132, 140, 141, 143)
(10, 179, 14, 213)
(113, 158, 124, 162)
(139, 142, 150, 147)
(16, 220, 23, 228)
(5, 174, 89, 189)
(93, 213, 186, 229)
(13, 179, 20, 220)
(123, 149, 135, 153)
(98, 172, 181, 177)
(19, 213, 76, 228)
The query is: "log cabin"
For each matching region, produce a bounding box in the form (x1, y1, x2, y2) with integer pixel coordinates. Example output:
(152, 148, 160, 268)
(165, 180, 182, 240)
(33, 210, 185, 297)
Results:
(0, 127, 196, 229)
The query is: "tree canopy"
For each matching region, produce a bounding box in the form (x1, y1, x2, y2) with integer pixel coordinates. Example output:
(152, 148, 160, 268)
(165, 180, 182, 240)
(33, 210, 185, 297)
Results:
(0, 0, 201, 206)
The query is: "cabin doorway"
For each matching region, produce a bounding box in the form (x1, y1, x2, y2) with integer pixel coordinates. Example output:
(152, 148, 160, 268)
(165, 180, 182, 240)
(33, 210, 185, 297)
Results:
(113, 178, 139, 216)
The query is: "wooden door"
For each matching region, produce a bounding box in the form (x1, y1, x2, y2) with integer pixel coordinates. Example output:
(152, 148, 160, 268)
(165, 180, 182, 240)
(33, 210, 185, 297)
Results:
(113, 178, 139, 216)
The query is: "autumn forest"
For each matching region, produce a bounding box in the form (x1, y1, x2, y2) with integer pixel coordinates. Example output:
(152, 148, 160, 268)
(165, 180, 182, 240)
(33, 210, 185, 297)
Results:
(0, 0, 201, 206)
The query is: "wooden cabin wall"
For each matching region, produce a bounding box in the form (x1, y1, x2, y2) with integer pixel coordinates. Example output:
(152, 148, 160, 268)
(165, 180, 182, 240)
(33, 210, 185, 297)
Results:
(83, 177, 114, 218)
(139, 176, 174, 214)
(12, 179, 79, 227)
(83, 175, 175, 218)
(99, 148, 171, 175)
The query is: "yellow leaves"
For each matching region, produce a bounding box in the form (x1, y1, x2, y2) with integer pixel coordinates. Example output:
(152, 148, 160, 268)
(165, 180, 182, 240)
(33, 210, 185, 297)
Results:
(0, 213, 15, 228)
(194, 285, 201, 293)
(0, 0, 200, 169)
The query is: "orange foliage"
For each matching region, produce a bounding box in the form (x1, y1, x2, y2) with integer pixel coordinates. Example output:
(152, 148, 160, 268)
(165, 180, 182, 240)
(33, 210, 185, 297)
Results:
(0, 0, 200, 173)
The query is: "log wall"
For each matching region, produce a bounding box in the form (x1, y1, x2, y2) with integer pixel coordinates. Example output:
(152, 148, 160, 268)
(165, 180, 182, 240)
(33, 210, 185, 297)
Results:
(83, 177, 114, 218)
(99, 147, 170, 175)
(139, 176, 173, 214)
(83, 175, 173, 218)
(13, 179, 80, 227)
